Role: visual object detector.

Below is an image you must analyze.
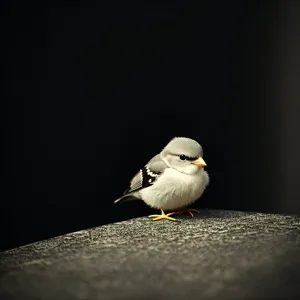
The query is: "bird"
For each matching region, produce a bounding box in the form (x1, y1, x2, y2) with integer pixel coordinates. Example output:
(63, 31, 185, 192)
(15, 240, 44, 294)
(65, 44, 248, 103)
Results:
(114, 137, 209, 221)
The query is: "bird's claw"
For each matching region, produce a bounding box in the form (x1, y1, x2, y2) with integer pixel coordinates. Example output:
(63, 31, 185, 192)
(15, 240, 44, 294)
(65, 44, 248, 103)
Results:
(148, 209, 178, 221)
(172, 208, 200, 217)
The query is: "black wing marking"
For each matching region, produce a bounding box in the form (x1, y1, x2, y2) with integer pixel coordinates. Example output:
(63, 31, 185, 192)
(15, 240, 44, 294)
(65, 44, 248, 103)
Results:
(123, 166, 161, 195)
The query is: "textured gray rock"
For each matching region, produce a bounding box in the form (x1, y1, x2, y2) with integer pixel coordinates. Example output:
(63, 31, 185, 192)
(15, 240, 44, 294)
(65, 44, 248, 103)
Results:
(1, 209, 300, 300)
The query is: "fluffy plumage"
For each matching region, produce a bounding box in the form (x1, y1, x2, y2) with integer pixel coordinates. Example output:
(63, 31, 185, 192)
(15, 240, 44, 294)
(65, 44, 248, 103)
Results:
(114, 137, 209, 211)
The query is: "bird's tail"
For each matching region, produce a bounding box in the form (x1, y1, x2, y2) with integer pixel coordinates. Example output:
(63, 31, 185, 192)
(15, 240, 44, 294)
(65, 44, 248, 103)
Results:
(113, 195, 138, 204)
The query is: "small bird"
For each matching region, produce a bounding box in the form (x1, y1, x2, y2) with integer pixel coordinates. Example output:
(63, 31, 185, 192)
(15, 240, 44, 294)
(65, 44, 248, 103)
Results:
(114, 137, 209, 221)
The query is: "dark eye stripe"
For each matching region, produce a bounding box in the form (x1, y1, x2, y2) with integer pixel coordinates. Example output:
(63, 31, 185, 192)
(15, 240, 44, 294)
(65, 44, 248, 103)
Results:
(170, 152, 198, 161)
(185, 156, 198, 161)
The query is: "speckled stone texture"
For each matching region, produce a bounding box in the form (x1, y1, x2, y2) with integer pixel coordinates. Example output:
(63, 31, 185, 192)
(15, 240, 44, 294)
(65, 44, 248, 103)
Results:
(1, 210, 300, 300)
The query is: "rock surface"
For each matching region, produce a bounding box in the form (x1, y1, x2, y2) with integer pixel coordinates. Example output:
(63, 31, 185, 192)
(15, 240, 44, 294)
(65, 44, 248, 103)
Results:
(1, 209, 300, 300)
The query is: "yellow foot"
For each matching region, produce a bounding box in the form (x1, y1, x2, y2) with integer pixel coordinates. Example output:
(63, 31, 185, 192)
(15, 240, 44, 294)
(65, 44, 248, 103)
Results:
(172, 208, 200, 217)
(148, 209, 177, 221)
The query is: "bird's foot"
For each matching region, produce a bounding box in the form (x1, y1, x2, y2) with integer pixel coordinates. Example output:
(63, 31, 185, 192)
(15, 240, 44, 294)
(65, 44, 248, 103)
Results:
(172, 208, 200, 217)
(148, 209, 177, 221)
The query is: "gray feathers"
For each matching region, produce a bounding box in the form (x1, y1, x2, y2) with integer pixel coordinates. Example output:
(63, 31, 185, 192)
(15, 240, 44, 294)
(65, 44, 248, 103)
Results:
(124, 170, 143, 195)
(113, 137, 208, 208)
(113, 154, 168, 204)
(162, 137, 203, 158)
(123, 155, 167, 195)
(146, 154, 168, 173)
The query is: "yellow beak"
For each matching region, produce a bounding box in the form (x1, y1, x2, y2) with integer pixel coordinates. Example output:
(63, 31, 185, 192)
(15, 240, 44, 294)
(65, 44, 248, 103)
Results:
(192, 156, 207, 167)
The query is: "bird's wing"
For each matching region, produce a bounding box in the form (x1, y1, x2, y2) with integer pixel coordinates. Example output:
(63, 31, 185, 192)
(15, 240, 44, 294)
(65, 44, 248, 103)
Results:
(122, 154, 168, 195)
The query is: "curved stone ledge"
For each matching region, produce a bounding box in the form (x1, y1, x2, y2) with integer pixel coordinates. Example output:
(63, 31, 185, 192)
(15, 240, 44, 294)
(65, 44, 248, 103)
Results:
(1, 209, 300, 300)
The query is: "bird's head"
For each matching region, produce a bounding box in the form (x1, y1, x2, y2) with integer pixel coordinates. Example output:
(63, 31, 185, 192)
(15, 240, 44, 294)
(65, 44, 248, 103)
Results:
(160, 137, 207, 175)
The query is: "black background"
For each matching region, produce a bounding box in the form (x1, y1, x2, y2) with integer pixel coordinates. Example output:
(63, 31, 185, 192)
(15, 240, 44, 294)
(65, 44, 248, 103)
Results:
(2, 1, 300, 251)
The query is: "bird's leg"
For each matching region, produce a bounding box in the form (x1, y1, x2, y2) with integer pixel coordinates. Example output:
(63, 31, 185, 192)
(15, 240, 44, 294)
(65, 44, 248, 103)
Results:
(171, 208, 200, 217)
(148, 209, 178, 221)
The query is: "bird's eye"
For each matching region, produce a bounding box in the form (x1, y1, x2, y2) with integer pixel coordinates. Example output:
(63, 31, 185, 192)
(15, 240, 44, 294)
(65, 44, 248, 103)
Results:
(180, 154, 186, 160)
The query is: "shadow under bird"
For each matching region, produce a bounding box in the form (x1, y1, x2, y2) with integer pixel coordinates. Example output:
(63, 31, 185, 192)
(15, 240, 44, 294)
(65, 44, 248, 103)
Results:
(114, 137, 209, 220)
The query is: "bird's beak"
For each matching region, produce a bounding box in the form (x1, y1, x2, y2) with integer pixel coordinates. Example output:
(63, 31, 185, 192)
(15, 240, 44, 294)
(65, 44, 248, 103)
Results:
(192, 156, 207, 167)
